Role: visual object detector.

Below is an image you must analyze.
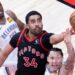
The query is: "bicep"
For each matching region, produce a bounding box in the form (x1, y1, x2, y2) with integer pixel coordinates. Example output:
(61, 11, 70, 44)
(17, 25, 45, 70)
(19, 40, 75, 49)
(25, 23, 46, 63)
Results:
(50, 32, 65, 44)
(50, 34, 60, 44)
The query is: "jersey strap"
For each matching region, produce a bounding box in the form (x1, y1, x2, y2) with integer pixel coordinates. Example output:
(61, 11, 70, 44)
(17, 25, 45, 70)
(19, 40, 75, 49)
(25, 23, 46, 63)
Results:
(40, 31, 49, 51)
(16, 28, 26, 47)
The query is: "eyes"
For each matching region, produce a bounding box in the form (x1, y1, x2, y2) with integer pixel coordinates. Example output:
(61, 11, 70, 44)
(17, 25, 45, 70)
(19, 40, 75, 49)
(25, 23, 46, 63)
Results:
(30, 18, 42, 24)
(49, 56, 61, 60)
(50, 57, 54, 60)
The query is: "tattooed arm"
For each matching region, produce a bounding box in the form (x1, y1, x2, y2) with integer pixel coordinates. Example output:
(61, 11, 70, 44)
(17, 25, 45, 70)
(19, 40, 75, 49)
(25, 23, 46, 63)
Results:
(63, 28, 75, 74)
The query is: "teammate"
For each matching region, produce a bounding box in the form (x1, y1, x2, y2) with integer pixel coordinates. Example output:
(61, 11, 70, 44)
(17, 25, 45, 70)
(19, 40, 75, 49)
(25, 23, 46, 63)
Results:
(0, 2, 24, 75)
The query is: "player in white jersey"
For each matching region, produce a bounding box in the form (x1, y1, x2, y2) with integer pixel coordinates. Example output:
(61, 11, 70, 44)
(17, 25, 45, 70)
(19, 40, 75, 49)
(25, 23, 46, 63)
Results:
(0, 12, 19, 65)
(0, 2, 24, 75)
(44, 29, 75, 75)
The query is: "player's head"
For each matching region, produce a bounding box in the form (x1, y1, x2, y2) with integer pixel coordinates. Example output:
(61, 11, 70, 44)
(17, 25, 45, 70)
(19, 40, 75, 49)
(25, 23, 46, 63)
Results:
(70, 11, 75, 31)
(26, 10, 42, 24)
(47, 48, 63, 72)
(0, 2, 4, 18)
(25, 11, 43, 36)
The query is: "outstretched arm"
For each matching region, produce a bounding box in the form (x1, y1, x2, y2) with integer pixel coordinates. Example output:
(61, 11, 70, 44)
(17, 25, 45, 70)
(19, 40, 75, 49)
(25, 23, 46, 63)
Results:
(50, 32, 65, 44)
(0, 43, 14, 67)
(5, 10, 25, 31)
(50, 28, 75, 45)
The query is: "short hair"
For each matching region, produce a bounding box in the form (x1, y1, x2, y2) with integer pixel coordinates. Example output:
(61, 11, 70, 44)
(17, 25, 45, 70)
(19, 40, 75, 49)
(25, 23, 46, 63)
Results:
(25, 11, 42, 24)
(47, 47, 63, 57)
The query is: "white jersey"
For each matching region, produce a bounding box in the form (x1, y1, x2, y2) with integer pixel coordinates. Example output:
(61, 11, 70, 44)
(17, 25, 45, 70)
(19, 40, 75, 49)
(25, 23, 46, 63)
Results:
(0, 13, 19, 65)
(44, 67, 51, 75)
(44, 64, 60, 75)
(44, 68, 59, 75)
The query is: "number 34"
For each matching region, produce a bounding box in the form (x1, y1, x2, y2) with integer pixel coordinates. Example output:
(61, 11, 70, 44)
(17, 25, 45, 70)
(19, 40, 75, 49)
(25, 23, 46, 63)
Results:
(23, 57, 38, 68)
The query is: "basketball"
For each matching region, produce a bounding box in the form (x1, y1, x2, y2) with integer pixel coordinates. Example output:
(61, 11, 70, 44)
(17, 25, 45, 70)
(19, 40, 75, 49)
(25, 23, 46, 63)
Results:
(70, 11, 75, 31)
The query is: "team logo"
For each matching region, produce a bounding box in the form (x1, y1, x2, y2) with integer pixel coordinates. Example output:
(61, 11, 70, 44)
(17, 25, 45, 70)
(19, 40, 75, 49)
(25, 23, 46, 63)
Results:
(57, 0, 75, 8)
(7, 17, 12, 23)
(34, 39, 40, 45)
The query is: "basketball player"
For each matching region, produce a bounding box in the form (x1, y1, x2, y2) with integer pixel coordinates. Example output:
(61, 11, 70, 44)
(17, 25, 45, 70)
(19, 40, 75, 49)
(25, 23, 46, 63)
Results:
(0, 2, 24, 75)
(45, 28, 75, 75)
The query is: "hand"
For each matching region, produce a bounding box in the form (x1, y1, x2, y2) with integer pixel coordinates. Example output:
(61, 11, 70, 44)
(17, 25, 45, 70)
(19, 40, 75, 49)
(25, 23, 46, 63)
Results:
(64, 28, 71, 44)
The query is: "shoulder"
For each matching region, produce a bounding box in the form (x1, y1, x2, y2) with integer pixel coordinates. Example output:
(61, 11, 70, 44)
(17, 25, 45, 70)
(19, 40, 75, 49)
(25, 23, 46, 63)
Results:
(5, 10, 17, 21)
(12, 32, 21, 39)
(10, 32, 21, 42)
(10, 32, 21, 48)
(11, 32, 21, 41)
(42, 30, 54, 38)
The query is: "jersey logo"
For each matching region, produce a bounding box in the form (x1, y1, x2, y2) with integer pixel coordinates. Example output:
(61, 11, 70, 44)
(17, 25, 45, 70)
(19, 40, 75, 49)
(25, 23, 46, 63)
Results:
(57, 0, 75, 8)
(7, 17, 12, 23)
(34, 39, 40, 45)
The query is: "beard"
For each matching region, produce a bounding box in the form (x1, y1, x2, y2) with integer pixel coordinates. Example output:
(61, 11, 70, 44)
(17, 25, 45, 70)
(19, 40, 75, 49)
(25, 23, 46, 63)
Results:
(33, 31, 41, 36)
(31, 28, 42, 36)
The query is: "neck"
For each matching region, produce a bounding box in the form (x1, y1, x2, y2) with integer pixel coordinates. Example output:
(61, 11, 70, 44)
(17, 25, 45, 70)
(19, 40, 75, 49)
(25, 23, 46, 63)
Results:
(27, 31, 37, 39)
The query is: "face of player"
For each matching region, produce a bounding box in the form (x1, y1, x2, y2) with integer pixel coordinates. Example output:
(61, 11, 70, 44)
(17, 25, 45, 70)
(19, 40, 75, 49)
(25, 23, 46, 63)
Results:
(47, 51, 63, 72)
(27, 15, 43, 36)
(0, 2, 4, 18)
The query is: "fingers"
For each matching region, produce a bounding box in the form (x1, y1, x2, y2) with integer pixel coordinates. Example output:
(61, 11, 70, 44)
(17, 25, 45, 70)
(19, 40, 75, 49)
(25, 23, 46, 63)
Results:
(64, 28, 71, 43)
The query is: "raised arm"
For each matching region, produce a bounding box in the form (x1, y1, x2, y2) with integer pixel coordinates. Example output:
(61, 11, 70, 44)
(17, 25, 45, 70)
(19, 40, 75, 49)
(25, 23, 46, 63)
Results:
(5, 10, 25, 31)
(0, 43, 14, 67)
(63, 28, 75, 74)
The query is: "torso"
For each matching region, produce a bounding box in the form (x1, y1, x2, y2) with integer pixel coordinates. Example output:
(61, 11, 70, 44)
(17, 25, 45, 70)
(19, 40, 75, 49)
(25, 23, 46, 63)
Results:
(0, 13, 19, 65)
(15, 29, 53, 75)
